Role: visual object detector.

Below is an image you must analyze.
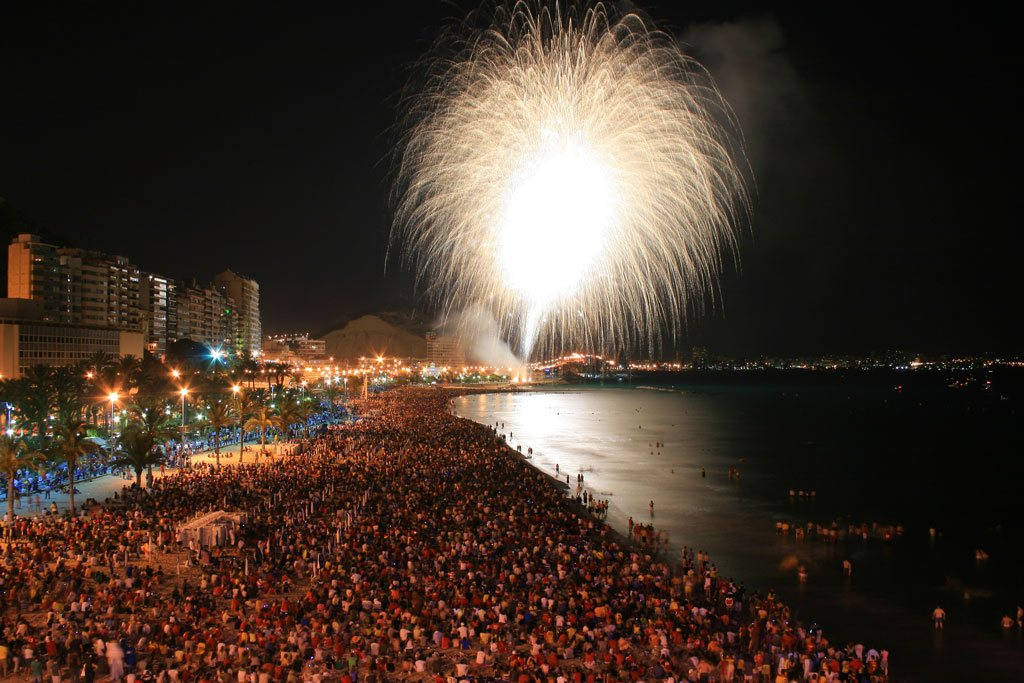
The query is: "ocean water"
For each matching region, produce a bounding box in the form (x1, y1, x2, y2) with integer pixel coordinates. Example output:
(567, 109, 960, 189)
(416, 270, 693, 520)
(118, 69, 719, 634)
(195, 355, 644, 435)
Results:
(452, 371, 1024, 682)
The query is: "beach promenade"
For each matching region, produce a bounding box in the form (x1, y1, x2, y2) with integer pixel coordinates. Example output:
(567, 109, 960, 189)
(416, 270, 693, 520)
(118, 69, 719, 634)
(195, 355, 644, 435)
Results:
(2, 441, 296, 519)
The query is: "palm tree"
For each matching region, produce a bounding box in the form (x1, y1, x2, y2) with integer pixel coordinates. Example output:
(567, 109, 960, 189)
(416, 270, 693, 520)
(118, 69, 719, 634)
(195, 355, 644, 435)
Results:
(266, 362, 291, 395)
(19, 365, 56, 438)
(0, 435, 45, 520)
(135, 354, 173, 397)
(294, 397, 316, 438)
(128, 399, 176, 481)
(85, 350, 115, 378)
(243, 405, 276, 463)
(50, 418, 100, 516)
(52, 366, 88, 426)
(112, 424, 162, 488)
(274, 398, 303, 442)
(86, 351, 119, 394)
(201, 398, 234, 466)
(237, 357, 260, 390)
(0, 377, 26, 433)
(114, 355, 143, 393)
(320, 381, 342, 410)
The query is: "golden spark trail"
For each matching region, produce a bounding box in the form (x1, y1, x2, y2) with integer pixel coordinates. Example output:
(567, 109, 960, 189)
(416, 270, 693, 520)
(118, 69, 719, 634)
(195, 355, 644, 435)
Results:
(394, 1, 750, 361)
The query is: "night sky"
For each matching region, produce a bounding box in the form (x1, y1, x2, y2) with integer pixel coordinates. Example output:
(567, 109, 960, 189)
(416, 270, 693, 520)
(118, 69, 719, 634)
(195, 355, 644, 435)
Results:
(0, 2, 1018, 356)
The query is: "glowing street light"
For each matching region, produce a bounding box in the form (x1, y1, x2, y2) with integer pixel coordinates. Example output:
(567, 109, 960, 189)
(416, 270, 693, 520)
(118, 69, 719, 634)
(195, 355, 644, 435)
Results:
(108, 392, 119, 435)
(232, 384, 242, 446)
(179, 387, 189, 453)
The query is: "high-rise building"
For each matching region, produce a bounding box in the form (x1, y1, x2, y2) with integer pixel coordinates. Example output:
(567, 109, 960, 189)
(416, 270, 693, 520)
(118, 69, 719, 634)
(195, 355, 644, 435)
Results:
(58, 249, 142, 331)
(176, 281, 234, 350)
(7, 234, 261, 359)
(426, 331, 465, 368)
(7, 234, 63, 321)
(139, 274, 174, 356)
(214, 269, 261, 356)
(8, 234, 143, 331)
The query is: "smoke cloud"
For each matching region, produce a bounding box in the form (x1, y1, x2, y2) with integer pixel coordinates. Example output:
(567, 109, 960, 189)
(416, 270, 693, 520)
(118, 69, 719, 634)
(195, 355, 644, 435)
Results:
(682, 16, 804, 170)
(443, 306, 522, 368)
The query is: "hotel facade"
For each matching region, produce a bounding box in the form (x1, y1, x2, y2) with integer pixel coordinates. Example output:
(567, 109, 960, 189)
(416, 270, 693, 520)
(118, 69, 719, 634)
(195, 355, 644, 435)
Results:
(1, 234, 261, 377)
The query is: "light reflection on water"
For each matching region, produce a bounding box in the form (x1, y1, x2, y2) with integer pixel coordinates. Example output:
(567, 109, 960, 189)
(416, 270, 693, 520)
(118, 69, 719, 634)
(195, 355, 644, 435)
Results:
(453, 385, 1024, 683)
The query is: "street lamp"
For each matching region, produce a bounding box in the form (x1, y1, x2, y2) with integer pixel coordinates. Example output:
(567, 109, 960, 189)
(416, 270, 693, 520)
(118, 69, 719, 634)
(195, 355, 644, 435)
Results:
(179, 387, 189, 455)
(232, 384, 242, 446)
(108, 392, 119, 436)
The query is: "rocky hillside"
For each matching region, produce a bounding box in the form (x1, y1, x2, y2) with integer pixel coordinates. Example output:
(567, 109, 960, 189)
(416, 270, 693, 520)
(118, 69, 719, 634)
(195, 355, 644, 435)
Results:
(320, 313, 428, 360)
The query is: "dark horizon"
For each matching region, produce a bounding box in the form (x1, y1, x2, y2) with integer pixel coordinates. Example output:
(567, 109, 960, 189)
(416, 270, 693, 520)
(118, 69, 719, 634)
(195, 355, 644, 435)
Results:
(1, 2, 1019, 357)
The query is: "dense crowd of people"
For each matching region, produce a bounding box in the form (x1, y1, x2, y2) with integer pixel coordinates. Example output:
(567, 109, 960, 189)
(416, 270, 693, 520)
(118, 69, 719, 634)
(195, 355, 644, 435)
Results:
(2, 388, 889, 682)
(1, 460, 115, 503)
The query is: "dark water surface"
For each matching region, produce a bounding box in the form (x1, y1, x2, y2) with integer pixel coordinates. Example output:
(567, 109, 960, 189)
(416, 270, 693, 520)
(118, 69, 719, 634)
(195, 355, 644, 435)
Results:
(453, 371, 1024, 682)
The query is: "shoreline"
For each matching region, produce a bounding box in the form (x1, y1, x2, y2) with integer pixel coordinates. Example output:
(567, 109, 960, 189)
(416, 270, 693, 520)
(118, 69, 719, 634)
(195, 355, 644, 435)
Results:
(446, 394, 647, 556)
(445, 386, 666, 553)
(441, 386, 898, 676)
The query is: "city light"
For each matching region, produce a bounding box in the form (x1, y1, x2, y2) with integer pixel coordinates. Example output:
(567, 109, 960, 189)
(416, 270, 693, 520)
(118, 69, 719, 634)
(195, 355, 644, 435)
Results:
(108, 391, 120, 435)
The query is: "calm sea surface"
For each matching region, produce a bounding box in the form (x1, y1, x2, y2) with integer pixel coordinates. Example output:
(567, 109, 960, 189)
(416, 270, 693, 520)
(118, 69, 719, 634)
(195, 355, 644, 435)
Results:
(452, 371, 1024, 682)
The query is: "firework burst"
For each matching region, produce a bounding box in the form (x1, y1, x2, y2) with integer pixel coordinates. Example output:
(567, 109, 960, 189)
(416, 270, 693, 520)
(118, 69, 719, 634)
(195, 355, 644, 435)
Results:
(393, 1, 750, 360)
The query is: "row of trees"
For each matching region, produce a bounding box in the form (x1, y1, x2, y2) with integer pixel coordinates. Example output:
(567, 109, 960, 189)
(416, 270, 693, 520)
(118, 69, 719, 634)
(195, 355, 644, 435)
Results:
(0, 352, 345, 520)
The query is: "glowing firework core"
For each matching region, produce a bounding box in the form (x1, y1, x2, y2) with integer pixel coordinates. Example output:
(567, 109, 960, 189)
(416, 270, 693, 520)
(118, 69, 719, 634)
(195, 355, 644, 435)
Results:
(394, 2, 750, 361)
(499, 130, 617, 309)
